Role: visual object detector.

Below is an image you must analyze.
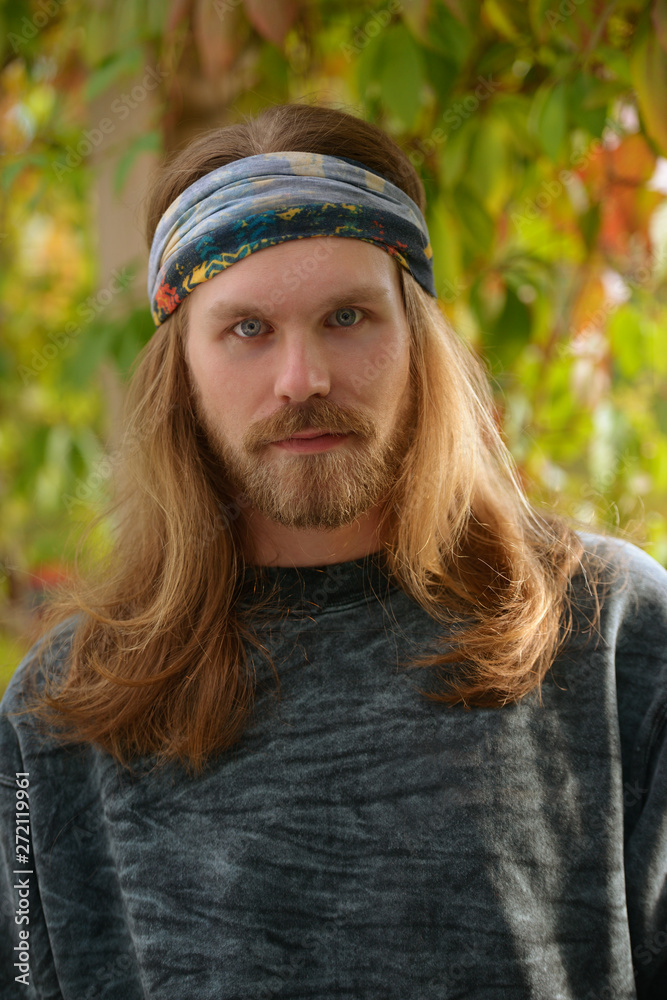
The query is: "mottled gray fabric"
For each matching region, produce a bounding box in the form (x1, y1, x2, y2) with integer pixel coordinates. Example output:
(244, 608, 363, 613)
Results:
(0, 532, 666, 999)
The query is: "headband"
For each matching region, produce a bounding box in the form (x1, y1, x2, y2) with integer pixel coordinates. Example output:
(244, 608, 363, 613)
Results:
(147, 150, 436, 326)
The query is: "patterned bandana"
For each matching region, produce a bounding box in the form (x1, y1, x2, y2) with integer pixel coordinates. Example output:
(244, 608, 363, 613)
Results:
(147, 150, 436, 326)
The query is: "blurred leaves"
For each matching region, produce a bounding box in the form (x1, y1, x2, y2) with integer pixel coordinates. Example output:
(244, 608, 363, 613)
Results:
(114, 129, 161, 193)
(1, 0, 667, 626)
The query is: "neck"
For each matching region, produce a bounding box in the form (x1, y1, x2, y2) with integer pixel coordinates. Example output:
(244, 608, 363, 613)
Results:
(238, 506, 386, 567)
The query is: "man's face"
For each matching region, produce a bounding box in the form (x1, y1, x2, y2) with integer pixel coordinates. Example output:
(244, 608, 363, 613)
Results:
(185, 236, 416, 533)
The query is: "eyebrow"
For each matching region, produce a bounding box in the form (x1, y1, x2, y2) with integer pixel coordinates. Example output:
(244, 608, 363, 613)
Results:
(204, 283, 392, 320)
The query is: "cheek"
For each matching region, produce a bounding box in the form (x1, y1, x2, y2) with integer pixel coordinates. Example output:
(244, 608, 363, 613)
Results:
(353, 333, 410, 404)
(190, 355, 261, 440)
(187, 344, 226, 420)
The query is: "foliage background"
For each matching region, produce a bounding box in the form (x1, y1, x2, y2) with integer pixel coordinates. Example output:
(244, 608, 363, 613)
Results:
(1, 0, 667, 691)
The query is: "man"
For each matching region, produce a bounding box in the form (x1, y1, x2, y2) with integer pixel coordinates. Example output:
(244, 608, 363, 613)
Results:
(1, 102, 666, 999)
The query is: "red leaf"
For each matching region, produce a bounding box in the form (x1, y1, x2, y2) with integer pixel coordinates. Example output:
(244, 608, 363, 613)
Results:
(609, 134, 657, 186)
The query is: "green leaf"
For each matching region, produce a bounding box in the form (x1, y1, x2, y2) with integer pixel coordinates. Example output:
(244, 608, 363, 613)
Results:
(0, 345, 11, 379)
(0, 0, 40, 63)
(451, 182, 495, 254)
(107, 307, 156, 375)
(466, 118, 508, 210)
(579, 204, 601, 253)
(493, 94, 535, 156)
(529, 0, 555, 40)
(1, 154, 51, 193)
(566, 76, 610, 137)
(537, 81, 568, 161)
(485, 286, 532, 371)
(25, 178, 49, 213)
(355, 29, 385, 98)
(378, 25, 426, 130)
(657, 398, 667, 436)
(608, 308, 643, 380)
(426, 0, 474, 66)
(426, 197, 464, 300)
(439, 115, 475, 187)
(114, 0, 145, 46)
(474, 40, 519, 78)
(484, 0, 531, 42)
(594, 46, 633, 85)
(84, 47, 145, 102)
(256, 42, 290, 95)
(114, 130, 162, 195)
(147, 0, 170, 34)
(422, 49, 458, 104)
(61, 324, 114, 388)
(630, 9, 667, 156)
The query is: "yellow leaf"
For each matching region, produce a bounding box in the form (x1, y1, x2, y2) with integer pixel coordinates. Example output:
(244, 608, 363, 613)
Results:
(630, 15, 667, 156)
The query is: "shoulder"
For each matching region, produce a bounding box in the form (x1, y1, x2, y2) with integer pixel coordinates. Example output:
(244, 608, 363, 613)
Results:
(0, 614, 87, 782)
(573, 529, 667, 666)
(576, 528, 667, 585)
(571, 530, 667, 633)
(574, 532, 667, 794)
(0, 613, 81, 719)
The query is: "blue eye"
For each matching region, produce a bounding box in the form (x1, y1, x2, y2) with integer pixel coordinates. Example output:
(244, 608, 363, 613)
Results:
(330, 307, 363, 327)
(229, 307, 364, 339)
(232, 317, 266, 339)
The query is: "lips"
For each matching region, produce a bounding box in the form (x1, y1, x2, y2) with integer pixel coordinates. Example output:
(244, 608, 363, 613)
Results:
(278, 429, 344, 441)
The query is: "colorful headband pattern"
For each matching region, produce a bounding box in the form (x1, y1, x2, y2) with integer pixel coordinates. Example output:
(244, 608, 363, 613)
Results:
(147, 150, 436, 326)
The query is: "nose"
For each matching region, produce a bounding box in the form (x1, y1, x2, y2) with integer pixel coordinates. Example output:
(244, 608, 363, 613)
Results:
(272, 331, 331, 402)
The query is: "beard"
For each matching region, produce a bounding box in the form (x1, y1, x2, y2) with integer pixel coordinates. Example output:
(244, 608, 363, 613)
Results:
(189, 376, 417, 532)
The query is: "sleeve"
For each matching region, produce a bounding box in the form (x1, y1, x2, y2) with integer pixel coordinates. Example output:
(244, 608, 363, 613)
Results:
(608, 539, 667, 1000)
(625, 697, 667, 999)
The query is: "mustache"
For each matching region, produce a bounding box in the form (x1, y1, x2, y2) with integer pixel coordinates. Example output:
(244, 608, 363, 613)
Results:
(246, 399, 377, 450)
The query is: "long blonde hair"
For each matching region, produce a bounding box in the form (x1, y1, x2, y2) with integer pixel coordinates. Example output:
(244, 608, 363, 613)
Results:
(24, 102, 589, 772)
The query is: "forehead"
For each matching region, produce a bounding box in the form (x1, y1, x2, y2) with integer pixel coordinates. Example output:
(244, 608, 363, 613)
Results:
(188, 236, 403, 316)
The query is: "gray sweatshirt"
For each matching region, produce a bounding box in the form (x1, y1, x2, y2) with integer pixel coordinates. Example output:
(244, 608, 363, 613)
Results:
(0, 532, 666, 999)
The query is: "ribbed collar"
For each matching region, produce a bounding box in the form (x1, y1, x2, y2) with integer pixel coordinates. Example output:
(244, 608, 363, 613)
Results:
(237, 547, 399, 614)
